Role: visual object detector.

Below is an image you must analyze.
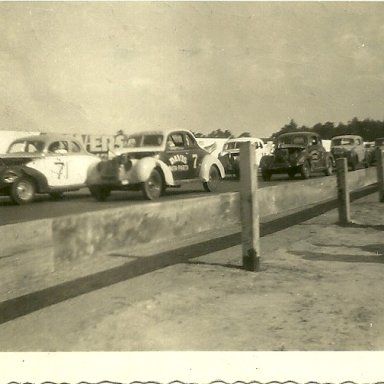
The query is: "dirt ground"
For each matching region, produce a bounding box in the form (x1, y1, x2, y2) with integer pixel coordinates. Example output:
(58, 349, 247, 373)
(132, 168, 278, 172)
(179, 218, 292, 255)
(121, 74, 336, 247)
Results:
(0, 193, 383, 351)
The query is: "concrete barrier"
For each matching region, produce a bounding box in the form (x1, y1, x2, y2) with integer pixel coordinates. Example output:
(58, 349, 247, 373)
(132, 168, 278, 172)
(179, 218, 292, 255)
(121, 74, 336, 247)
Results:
(0, 167, 377, 301)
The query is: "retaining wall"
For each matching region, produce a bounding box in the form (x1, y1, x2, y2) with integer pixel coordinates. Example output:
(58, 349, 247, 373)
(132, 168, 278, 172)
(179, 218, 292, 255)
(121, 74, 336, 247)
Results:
(0, 167, 378, 300)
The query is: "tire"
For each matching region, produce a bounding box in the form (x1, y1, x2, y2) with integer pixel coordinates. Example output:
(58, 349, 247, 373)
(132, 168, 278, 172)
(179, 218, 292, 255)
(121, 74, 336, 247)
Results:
(49, 192, 64, 200)
(142, 168, 163, 200)
(299, 161, 310, 179)
(350, 155, 357, 171)
(261, 170, 272, 181)
(89, 185, 111, 202)
(10, 177, 36, 205)
(203, 165, 220, 192)
(324, 157, 333, 176)
(287, 170, 296, 180)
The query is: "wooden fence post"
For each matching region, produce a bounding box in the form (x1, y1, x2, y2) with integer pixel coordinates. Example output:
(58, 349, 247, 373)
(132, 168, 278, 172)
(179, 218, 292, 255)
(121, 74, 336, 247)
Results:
(336, 157, 351, 225)
(239, 141, 260, 271)
(376, 147, 384, 202)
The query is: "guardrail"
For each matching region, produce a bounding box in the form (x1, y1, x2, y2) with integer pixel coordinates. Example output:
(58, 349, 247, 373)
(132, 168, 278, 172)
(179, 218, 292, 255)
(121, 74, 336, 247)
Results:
(0, 164, 378, 301)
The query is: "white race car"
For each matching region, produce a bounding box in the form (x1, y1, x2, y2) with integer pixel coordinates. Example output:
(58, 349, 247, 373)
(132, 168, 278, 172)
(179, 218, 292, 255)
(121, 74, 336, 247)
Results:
(0, 134, 100, 204)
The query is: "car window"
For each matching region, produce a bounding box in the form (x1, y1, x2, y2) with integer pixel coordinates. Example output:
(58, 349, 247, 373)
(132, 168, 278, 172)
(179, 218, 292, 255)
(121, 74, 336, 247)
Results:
(69, 141, 82, 153)
(167, 133, 185, 149)
(185, 133, 197, 148)
(292, 136, 306, 145)
(7, 140, 44, 153)
(48, 141, 68, 154)
(126, 134, 163, 147)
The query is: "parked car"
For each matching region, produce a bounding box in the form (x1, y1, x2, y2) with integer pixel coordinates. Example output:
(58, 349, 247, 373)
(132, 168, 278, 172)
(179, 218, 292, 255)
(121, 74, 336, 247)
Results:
(218, 137, 268, 178)
(0, 134, 101, 204)
(86, 129, 225, 201)
(330, 135, 368, 170)
(364, 142, 376, 166)
(259, 132, 333, 181)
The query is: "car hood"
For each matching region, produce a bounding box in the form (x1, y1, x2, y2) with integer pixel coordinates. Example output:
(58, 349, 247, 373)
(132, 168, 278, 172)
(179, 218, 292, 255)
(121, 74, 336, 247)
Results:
(0, 153, 42, 166)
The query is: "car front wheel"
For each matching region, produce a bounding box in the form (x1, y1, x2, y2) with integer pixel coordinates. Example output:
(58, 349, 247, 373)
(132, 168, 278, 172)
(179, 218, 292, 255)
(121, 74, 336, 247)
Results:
(299, 161, 310, 179)
(89, 186, 111, 201)
(203, 165, 220, 192)
(261, 170, 272, 181)
(10, 177, 36, 205)
(142, 168, 163, 200)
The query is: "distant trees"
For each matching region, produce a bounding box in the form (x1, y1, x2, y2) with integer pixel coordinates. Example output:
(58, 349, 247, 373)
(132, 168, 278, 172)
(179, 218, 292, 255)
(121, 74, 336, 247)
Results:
(271, 117, 384, 141)
(193, 129, 234, 138)
(238, 132, 251, 138)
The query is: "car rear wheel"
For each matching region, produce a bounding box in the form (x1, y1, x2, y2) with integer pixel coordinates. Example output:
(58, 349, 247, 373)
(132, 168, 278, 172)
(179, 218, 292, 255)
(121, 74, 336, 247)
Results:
(299, 161, 310, 179)
(287, 170, 296, 179)
(142, 168, 163, 200)
(203, 165, 220, 192)
(10, 177, 36, 205)
(261, 170, 272, 181)
(89, 186, 111, 202)
(350, 155, 358, 171)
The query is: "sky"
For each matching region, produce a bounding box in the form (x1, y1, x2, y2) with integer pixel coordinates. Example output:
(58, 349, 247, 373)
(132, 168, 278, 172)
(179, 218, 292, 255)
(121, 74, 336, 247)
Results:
(1, 1, 384, 138)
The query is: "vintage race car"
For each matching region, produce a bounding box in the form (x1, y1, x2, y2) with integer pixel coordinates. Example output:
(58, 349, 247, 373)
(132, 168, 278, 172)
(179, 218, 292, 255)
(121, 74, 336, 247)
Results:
(259, 132, 334, 181)
(86, 129, 225, 201)
(0, 134, 100, 204)
(218, 137, 268, 178)
(330, 135, 368, 170)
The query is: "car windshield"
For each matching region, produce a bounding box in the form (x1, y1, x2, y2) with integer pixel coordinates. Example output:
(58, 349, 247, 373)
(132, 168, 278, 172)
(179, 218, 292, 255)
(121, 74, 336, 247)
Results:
(126, 134, 163, 148)
(223, 142, 241, 150)
(278, 135, 308, 145)
(7, 140, 45, 154)
(331, 138, 354, 146)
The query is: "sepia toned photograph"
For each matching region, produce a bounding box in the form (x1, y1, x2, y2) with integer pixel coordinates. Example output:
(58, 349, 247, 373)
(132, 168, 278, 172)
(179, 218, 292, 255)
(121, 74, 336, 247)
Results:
(1, 1, 384, 379)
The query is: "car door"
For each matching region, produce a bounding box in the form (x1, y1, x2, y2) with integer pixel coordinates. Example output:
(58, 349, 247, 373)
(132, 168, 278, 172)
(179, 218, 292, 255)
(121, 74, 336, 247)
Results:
(65, 140, 99, 185)
(164, 132, 195, 180)
(32, 140, 70, 187)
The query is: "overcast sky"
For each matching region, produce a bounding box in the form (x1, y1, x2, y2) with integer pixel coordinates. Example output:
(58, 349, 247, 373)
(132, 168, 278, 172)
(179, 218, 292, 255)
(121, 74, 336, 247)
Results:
(1, 1, 384, 138)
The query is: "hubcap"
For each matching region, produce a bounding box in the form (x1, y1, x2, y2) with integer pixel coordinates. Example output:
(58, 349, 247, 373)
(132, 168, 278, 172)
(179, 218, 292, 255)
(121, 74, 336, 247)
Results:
(17, 181, 33, 200)
(148, 174, 161, 197)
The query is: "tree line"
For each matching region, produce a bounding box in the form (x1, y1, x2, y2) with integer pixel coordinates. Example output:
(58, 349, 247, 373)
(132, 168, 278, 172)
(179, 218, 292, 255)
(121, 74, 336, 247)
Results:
(194, 117, 384, 142)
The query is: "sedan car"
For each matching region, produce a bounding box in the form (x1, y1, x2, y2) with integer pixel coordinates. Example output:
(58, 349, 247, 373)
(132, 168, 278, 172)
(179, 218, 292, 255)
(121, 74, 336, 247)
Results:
(330, 135, 368, 170)
(259, 132, 333, 181)
(0, 134, 100, 204)
(218, 137, 268, 178)
(86, 129, 225, 201)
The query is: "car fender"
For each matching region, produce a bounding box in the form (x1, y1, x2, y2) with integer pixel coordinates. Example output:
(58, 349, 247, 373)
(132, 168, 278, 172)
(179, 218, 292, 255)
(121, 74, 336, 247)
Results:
(2, 166, 50, 193)
(22, 166, 50, 192)
(132, 157, 176, 186)
(199, 154, 225, 181)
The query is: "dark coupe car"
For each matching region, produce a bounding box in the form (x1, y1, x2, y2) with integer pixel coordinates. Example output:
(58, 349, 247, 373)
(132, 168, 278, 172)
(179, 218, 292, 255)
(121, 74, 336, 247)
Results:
(259, 132, 334, 181)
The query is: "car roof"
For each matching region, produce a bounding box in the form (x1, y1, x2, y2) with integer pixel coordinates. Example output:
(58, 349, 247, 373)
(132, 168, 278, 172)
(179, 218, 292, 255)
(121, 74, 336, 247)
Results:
(331, 135, 362, 140)
(128, 128, 195, 137)
(226, 137, 263, 143)
(11, 134, 82, 143)
(279, 131, 319, 137)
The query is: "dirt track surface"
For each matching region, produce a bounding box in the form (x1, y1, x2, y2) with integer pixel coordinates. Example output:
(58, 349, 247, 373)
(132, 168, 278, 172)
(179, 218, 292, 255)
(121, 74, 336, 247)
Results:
(0, 193, 383, 351)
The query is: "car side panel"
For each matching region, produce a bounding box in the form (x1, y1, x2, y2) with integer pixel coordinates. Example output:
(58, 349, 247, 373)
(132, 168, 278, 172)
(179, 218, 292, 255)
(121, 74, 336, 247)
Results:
(199, 154, 225, 181)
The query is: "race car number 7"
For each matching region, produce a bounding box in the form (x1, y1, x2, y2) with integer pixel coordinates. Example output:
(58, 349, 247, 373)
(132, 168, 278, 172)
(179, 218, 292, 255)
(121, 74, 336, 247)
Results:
(192, 154, 198, 168)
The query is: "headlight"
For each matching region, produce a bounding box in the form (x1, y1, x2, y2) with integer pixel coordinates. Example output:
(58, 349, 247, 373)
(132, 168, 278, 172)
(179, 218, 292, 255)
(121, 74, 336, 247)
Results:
(3, 173, 17, 183)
